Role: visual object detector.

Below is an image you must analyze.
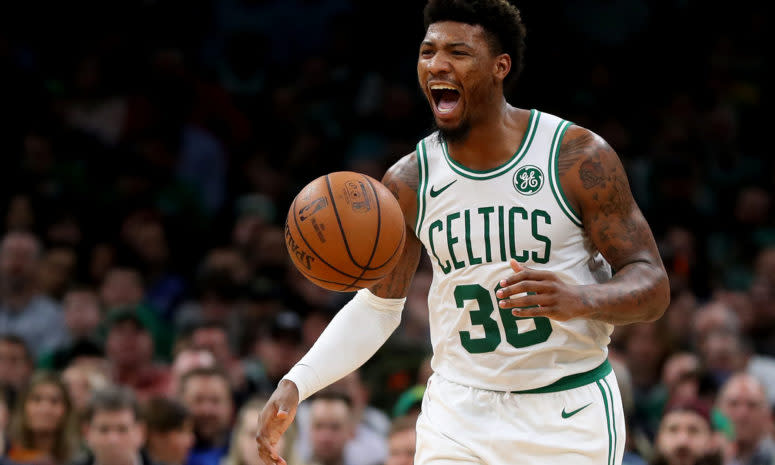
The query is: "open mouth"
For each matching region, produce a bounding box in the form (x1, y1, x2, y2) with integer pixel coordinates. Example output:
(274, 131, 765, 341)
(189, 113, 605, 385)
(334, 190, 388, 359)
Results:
(430, 85, 460, 115)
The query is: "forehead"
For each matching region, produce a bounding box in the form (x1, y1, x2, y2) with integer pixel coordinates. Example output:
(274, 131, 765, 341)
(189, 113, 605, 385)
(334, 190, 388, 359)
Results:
(423, 21, 489, 48)
(661, 411, 709, 431)
(310, 399, 350, 421)
(722, 379, 766, 402)
(92, 409, 136, 425)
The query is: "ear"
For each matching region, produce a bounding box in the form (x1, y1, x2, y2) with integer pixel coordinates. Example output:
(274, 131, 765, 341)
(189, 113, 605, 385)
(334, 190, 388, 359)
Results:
(135, 422, 147, 447)
(493, 53, 511, 81)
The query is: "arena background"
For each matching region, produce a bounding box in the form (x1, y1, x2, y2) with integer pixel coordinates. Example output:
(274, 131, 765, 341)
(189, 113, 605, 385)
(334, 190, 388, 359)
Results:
(0, 1, 772, 464)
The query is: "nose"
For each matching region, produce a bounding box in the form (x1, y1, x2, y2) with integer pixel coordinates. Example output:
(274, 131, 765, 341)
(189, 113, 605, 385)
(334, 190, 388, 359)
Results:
(427, 52, 452, 77)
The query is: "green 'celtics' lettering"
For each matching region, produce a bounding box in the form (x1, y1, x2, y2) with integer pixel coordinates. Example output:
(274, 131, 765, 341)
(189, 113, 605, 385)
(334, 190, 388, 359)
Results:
(426, 206, 553, 274)
(478, 206, 494, 263)
(464, 210, 482, 265)
(498, 206, 507, 261)
(508, 207, 529, 262)
(446, 213, 465, 270)
(532, 209, 552, 264)
(428, 220, 451, 273)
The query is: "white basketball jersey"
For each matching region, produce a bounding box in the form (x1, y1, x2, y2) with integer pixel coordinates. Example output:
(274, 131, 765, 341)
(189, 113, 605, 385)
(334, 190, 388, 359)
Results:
(414, 109, 614, 392)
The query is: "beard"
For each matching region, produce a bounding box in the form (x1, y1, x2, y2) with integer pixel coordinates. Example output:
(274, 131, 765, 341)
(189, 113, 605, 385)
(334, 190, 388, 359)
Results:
(434, 118, 471, 145)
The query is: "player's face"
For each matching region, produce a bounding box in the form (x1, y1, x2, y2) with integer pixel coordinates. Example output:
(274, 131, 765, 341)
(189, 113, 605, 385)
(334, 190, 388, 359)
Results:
(418, 21, 499, 141)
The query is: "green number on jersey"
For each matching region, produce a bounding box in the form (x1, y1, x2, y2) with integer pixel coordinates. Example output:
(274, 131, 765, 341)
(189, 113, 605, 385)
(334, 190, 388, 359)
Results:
(455, 283, 553, 353)
(455, 284, 501, 353)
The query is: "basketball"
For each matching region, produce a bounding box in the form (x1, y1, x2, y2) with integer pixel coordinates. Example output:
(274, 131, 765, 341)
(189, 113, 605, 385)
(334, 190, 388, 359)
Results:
(284, 171, 406, 292)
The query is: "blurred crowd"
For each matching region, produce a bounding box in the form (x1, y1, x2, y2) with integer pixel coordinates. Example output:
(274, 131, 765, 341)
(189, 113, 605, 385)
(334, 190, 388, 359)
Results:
(0, 1, 772, 465)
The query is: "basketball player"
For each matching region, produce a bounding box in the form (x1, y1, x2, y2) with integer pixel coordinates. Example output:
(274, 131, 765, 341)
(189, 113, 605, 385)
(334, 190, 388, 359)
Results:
(257, 1, 670, 464)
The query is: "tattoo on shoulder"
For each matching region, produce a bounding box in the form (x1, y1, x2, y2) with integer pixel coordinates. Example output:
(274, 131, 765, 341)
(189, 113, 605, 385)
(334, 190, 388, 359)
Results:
(385, 153, 419, 193)
(579, 158, 605, 189)
(558, 128, 595, 178)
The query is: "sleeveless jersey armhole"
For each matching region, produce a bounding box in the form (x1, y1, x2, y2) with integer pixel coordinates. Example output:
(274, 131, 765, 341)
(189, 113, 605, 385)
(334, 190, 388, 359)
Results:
(548, 121, 583, 227)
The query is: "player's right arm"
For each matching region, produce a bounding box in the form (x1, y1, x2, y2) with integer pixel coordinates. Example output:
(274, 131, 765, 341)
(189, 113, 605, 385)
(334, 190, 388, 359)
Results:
(256, 152, 422, 465)
(371, 152, 424, 298)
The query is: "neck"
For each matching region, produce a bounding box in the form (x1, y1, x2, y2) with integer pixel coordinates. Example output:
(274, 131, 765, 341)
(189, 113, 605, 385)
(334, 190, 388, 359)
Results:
(736, 436, 761, 460)
(95, 453, 137, 465)
(114, 362, 148, 385)
(148, 443, 179, 465)
(197, 431, 228, 449)
(31, 431, 57, 455)
(319, 456, 345, 465)
(1, 288, 34, 309)
(444, 99, 524, 170)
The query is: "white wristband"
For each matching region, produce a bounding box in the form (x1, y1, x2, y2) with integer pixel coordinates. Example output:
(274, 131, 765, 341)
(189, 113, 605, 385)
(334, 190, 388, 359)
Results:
(282, 289, 405, 402)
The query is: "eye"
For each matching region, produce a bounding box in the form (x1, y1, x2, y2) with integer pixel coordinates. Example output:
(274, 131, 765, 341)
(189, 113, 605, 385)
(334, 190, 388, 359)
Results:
(420, 49, 434, 58)
(452, 50, 469, 56)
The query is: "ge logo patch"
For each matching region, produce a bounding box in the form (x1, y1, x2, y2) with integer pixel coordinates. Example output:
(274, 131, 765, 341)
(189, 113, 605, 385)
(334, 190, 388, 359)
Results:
(513, 165, 544, 195)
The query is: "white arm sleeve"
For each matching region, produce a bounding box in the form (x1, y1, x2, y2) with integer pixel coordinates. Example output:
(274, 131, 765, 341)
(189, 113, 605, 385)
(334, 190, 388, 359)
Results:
(282, 288, 405, 402)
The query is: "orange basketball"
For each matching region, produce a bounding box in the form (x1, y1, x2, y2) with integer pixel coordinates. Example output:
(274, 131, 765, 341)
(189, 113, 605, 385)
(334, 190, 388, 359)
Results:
(284, 171, 406, 292)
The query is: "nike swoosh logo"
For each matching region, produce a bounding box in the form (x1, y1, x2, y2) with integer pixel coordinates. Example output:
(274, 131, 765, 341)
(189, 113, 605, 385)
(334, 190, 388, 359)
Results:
(429, 180, 457, 198)
(562, 403, 592, 419)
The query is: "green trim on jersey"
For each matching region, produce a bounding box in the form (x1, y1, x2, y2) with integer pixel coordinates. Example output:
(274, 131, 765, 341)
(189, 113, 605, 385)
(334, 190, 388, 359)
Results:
(597, 380, 614, 465)
(415, 141, 430, 237)
(510, 359, 612, 394)
(548, 120, 583, 227)
(440, 109, 539, 180)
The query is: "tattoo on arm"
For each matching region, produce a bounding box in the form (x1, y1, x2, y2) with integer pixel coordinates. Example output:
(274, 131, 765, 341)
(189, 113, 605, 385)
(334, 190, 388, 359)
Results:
(369, 152, 422, 299)
(559, 126, 669, 323)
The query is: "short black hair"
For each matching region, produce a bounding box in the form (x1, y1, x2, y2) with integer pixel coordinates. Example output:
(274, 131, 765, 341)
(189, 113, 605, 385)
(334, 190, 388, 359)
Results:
(144, 397, 190, 433)
(424, 0, 527, 89)
(0, 334, 33, 363)
(83, 386, 141, 424)
(179, 366, 231, 395)
(308, 389, 353, 409)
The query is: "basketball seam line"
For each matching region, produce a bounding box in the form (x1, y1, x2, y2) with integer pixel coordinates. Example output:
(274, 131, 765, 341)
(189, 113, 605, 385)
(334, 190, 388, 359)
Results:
(291, 195, 372, 281)
(325, 174, 371, 271)
(342, 177, 383, 290)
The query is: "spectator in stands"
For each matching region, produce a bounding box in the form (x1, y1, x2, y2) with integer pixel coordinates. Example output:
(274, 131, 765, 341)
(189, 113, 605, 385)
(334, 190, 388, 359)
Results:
(1, 386, 12, 456)
(6, 372, 79, 465)
(168, 347, 217, 399)
(651, 400, 722, 465)
(38, 285, 102, 370)
(61, 361, 111, 418)
(717, 373, 775, 465)
(253, 312, 303, 395)
(306, 390, 357, 465)
(0, 335, 34, 398)
(71, 386, 155, 465)
(221, 397, 303, 465)
(104, 310, 171, 402)
(187, 321, 268, 406)
(144, 397, 194, 465)
(296, 371, 388, 465)
(179, 367, 234, 465)
(0, 232, 67, 358)
(36, 247, 77, 301)
(99, 267, 172, 360)
(698, 329, 775, 406)
(384, 416, 415, 465)
(120, 214, 186, 322)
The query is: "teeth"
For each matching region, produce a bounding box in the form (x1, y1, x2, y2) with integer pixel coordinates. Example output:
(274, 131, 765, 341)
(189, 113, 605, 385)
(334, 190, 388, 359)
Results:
(430, 84, 458, 91)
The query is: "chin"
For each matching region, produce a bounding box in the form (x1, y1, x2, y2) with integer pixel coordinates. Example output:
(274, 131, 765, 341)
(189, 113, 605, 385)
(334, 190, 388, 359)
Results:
(435, 118, 471, 144)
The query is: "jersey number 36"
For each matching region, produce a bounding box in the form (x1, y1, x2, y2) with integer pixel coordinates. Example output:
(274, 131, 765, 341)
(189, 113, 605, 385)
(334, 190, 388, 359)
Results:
(455, 283, 552, 353)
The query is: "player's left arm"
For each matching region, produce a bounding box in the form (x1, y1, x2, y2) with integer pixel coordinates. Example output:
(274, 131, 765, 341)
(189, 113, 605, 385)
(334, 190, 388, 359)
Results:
(497, 125, 670, 324)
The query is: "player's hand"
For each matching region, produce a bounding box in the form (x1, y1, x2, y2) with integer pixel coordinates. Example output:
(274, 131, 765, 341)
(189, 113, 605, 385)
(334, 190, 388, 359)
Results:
(495, 259, 591, 322)
(256, 379, 299, 465)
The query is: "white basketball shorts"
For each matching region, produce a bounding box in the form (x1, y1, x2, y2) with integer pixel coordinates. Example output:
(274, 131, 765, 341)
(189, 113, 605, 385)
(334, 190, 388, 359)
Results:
(415, 360, 625, 465)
